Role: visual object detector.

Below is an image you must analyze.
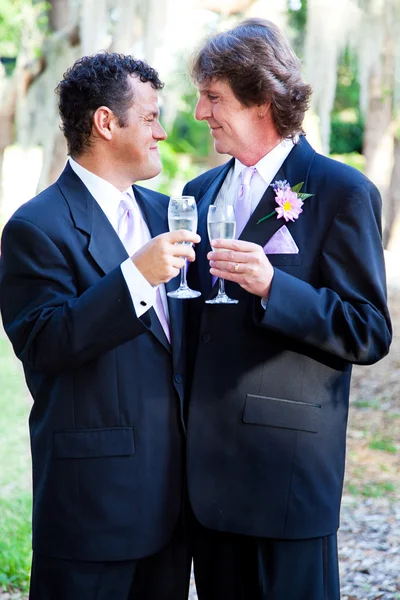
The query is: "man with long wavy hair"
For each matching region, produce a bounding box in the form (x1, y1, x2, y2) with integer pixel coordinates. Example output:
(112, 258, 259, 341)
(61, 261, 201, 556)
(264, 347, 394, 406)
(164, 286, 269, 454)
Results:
(184, 19, 391, 599)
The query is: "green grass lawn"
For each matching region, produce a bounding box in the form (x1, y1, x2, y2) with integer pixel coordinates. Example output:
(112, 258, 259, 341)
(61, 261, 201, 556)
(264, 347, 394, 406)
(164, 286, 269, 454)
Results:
(0, 330, 32, 593)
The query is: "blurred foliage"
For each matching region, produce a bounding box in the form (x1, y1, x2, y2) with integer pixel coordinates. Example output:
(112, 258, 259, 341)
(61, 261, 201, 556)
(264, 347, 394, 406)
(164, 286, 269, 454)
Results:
(330, 48, 364, 154)
(287, 0, 307, 58)
(330, 152, 365, 173)
(166, 86, 212, 158)
(0, 0, 49, 66)
(157, 62, 212, 192)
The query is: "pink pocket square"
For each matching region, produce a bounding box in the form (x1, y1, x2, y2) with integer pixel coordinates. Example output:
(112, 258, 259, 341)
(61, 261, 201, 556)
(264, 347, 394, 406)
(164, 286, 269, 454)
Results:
(263, 225, 299, 254)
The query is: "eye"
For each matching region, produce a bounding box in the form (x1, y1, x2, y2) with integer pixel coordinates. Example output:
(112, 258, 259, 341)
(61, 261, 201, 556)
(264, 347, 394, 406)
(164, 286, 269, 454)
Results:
(208, 94, 219, 102)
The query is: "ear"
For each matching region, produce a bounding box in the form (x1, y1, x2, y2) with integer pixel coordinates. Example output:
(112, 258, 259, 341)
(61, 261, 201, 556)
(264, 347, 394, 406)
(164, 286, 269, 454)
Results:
(92, 106, 116, 141)
(257, 101, 271, 119)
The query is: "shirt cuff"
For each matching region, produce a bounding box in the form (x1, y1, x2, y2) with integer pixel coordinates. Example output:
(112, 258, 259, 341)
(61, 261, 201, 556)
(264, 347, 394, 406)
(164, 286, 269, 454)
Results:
(120, 258, 156, 318)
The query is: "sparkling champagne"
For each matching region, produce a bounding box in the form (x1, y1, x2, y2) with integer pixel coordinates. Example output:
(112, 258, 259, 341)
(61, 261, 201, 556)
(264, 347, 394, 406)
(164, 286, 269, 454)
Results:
(168, 216, 197, 233)
(207, 221, 236, 242)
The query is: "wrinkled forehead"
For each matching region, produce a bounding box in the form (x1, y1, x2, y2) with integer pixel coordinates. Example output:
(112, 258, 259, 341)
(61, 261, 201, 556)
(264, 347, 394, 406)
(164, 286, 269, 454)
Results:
(197, 77, 233, 94)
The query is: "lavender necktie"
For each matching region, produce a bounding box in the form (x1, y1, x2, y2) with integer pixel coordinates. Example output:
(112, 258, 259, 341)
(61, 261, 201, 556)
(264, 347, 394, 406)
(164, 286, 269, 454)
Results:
(118, 193, 170, 343)
(235, 166, 256, 238)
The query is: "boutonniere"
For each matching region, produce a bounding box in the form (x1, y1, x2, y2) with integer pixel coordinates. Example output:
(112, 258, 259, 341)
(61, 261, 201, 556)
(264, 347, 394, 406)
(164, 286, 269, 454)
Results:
(257, 180, 314, 224)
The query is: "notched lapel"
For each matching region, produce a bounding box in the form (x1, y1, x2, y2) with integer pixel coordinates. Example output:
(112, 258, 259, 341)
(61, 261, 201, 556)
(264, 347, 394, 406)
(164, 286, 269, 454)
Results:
(240, 166, 286, 248)
(133, 185, 173, 356)
(88, 202, 128, 274)
(59, 165, 172, 354)
(240, 137, 316, 250)
(58, 163, 128, 275)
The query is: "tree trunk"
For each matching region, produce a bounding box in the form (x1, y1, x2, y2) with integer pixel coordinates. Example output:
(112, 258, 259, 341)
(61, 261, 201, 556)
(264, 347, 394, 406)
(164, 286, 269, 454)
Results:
(49, 0, 70, 30)
(0, 67, 17, 212)
(362, 0, 395, 209)
(384, 135, 400, 249)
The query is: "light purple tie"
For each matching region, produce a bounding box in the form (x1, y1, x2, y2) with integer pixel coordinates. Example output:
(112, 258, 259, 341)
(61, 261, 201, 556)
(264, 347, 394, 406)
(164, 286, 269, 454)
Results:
(118, 193, 170, 343)
(235, 166, 256, 238)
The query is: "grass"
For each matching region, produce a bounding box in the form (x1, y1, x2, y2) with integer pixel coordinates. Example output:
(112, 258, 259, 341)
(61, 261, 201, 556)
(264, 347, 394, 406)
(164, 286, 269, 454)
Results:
(368, 435, 398, 454)
(352, 398, 382, 409)
(0, 331, 32, 594)
(346, 481, 397, 498)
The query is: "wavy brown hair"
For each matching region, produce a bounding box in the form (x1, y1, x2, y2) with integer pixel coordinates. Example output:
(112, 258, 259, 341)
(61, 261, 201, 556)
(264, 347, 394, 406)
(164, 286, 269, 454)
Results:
(191, 18, 312, 139)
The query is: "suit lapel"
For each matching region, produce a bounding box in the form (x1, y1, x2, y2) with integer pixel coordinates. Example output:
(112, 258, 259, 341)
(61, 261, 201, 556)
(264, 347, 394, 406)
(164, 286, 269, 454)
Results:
(58, 163, 128, 273)
(133, 186, 175, 356)
(58, 164, 171, 353)
(240, 136, 316, 248)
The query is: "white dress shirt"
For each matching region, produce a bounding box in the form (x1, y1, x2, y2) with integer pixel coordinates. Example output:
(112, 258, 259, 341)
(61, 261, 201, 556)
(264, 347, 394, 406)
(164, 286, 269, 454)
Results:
(214, 138, 295, 308)
(69, 158, 169, 321)
(215, 138, 295, 213)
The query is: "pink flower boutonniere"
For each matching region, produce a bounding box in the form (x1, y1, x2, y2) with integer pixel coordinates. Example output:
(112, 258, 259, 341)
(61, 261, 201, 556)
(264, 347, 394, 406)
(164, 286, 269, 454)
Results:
(257, 180, 314, 224)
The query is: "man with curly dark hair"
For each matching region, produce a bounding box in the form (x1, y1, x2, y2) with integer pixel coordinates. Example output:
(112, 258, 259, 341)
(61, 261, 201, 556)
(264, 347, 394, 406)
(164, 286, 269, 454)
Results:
(0, 52, 199, 599)
(183, 19, 391, 599)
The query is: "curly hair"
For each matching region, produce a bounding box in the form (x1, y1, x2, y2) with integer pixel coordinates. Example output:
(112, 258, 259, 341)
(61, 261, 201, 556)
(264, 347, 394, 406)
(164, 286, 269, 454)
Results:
(191, 18, 312, 140)
(56, 53, 164, 156)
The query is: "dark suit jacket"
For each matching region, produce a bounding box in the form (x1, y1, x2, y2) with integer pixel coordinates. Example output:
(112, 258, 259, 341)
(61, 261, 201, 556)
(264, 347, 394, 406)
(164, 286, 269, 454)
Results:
(0, 164, 186, 561)
(184, 137, 392, 540)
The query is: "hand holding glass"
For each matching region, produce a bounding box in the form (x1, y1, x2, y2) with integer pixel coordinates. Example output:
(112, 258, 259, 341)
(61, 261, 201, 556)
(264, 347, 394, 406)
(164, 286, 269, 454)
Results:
(206, 204, 239, 305)
(167, 195, 201, 299)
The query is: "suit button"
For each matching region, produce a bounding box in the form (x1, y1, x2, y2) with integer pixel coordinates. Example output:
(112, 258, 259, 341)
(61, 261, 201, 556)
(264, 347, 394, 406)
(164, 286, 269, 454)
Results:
(174, 373, 183, 384)
(202, 333, 211, 343)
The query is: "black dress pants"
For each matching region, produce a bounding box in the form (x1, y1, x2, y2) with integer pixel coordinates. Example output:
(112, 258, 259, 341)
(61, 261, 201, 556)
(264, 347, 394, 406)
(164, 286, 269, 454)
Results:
(29, 523, 192, 600)
(192, 517, 340, 600)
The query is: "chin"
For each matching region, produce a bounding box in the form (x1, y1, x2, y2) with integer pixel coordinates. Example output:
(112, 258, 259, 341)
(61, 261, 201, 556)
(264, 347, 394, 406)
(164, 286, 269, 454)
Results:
(139, 164, 162, 181)
(214, 143, 228, 155)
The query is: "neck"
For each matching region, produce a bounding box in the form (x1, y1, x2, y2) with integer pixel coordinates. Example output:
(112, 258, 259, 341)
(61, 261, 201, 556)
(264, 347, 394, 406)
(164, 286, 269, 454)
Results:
(72, 151, 133, 192)
(236, 118, 283, 166)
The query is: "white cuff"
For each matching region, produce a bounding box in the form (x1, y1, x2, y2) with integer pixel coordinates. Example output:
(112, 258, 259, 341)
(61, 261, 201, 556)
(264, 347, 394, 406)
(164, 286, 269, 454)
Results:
(120, 258, 156, 318)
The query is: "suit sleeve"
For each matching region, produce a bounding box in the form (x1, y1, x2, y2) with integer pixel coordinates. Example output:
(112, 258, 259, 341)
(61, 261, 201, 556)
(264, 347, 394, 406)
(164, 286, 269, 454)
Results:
(0, 217, 148, 373)
(259, 179, 392, 365)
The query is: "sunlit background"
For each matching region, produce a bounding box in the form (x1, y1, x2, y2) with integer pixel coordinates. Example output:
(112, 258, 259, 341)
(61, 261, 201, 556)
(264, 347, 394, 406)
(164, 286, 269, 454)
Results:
(0, 2, 400, 598)
(1, 0, 400, 256)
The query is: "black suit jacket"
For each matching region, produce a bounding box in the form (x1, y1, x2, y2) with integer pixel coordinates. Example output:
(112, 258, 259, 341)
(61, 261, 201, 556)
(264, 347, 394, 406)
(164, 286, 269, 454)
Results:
(0, 164, 185, 561)
(184, 137, 391, 540)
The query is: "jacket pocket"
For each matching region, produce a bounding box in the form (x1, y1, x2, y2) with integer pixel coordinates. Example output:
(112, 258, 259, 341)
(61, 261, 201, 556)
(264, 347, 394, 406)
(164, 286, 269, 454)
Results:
(54, 427, 135, 459)
(242, 394, 320, 433)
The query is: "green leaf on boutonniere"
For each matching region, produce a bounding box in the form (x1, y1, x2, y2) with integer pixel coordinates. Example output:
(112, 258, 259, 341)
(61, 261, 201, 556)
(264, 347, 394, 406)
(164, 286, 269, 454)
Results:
(291, 182, 304, 193)
(257, 180, 314, 225)
(292, 182, 314, 201)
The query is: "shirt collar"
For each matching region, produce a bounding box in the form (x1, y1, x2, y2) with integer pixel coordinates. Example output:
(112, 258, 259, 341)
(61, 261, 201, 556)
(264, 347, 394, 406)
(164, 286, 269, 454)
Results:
(233, 138, 295, 185)
(69, 157, 132, 231)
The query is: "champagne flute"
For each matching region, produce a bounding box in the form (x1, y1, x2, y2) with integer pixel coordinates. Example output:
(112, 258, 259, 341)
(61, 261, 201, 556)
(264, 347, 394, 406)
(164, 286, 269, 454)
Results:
(206, 204, 239, 305)
(167, 195, 201, 299)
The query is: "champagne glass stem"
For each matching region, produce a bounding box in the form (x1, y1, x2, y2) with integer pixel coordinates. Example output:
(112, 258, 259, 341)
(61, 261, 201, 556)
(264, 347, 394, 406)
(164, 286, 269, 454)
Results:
(180, 258, 188, 289)
(218, 277, 226, 296)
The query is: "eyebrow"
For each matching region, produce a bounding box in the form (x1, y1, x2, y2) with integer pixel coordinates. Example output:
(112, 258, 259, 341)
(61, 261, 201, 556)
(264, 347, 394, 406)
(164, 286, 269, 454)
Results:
(145, 110, 159, 118)
(199, 86, 217, 95)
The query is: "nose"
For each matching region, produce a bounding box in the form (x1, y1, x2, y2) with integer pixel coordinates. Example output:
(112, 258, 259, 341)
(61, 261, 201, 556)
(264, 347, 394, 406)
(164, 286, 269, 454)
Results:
(195, 96, 211, 122)
(154, 121, 167, 141)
